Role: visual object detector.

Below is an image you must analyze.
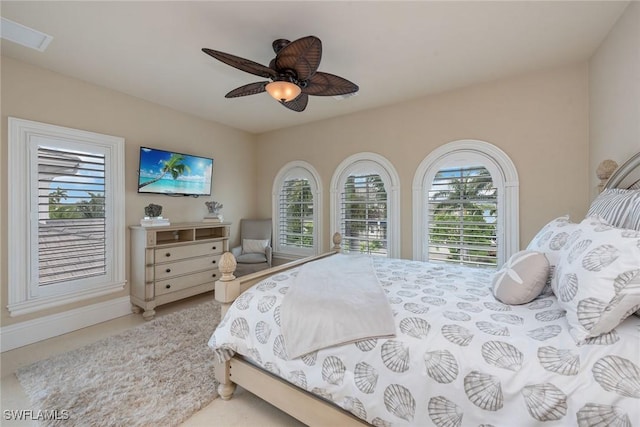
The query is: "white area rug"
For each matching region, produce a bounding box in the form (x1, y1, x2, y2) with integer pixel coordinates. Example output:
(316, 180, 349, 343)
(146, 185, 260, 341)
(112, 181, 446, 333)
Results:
(16, 300, 221, 427)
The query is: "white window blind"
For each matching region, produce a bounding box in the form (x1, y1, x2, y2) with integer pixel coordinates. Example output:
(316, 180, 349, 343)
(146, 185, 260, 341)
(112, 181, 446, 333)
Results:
(427, 166, 497, 267)
(340, 174, 388, 255)
(37, 146, 107, 286)
(278, 178, 314, 249)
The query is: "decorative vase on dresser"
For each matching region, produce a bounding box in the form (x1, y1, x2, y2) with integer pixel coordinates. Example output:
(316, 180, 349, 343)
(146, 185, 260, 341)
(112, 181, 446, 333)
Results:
(129, 222, 230, 319)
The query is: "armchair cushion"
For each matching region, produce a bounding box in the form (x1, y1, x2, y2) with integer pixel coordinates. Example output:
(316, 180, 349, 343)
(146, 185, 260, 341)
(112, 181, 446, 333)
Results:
(242, 238, 270, 255)
(236, 253, 269, 264)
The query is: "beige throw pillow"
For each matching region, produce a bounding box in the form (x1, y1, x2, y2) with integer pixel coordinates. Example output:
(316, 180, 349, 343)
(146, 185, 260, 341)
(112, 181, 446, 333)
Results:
(242, 238, 269, 254)
(492, 250, 550, 305)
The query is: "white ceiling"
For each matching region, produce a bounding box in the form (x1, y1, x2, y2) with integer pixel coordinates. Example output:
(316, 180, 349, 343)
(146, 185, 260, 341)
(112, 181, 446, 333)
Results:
(0, 1, 629, 134)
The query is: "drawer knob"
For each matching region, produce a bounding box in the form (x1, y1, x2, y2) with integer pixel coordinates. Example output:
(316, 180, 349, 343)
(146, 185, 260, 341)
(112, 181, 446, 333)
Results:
(165, 252, 171, 257)
(212, 273, 217, 278)
(212, 260, 216, 264)
(165, 268, 171, 273)
(212, 246, 217, 250)
(165, 284, 171, 289)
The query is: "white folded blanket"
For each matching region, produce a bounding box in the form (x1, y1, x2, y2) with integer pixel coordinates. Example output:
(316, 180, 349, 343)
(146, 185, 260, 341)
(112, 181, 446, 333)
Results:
(280, 254, 396, 359)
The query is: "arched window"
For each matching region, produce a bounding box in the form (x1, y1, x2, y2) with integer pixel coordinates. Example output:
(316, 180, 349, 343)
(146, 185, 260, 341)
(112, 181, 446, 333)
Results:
(413, 140, 519, 267)
(331, 153, 400, 257)
(272, 161, 322, 257)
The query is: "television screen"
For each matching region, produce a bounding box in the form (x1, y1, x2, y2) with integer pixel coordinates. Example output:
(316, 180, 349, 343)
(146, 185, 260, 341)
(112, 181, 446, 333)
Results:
(137, 147, 213, 196)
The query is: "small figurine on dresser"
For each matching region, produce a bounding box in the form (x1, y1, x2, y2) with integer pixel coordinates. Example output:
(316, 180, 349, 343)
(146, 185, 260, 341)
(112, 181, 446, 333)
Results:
(144, 203, 163, 218)
(204, 200, 223, 223)
(140, 203, 170, 226)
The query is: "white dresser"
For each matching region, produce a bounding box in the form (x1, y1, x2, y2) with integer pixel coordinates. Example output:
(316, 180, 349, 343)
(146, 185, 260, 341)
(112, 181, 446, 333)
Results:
(129, 222, 230, 319)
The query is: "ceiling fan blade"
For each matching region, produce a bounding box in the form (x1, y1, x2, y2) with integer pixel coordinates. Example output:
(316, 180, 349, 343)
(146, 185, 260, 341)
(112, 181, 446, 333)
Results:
(202, 48, 277, 79)
(280, 93, 309, 112)
(302, 72, 359, 96)
(225, 82, 268, 98)
(274, 36, 322, 81)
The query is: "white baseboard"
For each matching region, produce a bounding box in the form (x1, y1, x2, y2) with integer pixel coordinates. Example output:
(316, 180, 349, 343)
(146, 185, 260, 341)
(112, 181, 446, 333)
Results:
(1, 296, 132, 352)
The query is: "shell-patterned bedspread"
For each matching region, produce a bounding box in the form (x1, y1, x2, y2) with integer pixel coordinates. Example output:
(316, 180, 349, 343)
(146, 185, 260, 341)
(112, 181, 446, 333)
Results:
(208, 256, 640, 426)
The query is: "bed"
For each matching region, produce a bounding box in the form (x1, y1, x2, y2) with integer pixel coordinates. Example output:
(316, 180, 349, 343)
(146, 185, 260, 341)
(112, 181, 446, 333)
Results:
(209, 152, 640, 426)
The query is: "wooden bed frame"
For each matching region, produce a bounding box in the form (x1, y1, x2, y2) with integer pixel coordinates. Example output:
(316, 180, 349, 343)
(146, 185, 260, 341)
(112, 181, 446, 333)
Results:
(213, 232, 368, 426)
(212, 153, 640, 426)
(603, 151, 640, 191)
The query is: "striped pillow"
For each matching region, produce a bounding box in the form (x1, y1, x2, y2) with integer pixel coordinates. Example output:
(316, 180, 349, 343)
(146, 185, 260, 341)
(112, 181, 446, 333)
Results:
(624, 199, 640, 231)
(587, 189, 640, 229)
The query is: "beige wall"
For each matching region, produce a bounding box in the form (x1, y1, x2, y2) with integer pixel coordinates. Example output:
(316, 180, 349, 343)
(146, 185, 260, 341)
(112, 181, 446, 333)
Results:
(0, 57, 256, 326)
(1, 55, 609, 327)
(255, 63, 590, 259)
(589, 1, 640, 197)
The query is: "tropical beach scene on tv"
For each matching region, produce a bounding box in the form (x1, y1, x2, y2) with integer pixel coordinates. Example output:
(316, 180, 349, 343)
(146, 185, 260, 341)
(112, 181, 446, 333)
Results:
(137, 147, 213, 195)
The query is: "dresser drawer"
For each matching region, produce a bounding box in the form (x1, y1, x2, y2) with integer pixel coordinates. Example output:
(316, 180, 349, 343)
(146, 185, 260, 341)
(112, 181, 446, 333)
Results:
(154, 254, 221, 280)
(155, 269, 220, 296)
(154, 241, 224, 262)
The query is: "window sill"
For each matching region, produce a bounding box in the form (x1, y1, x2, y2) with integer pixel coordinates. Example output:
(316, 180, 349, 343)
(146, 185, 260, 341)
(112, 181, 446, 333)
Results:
(7, 280, 126, 317)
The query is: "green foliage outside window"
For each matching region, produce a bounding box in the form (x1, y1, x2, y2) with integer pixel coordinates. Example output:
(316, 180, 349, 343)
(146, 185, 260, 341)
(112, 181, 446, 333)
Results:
(343, 174, 387, 254)
(48, 187, 105, 219)
(283, 179, 314, 248)
(429, 168, 497, 266)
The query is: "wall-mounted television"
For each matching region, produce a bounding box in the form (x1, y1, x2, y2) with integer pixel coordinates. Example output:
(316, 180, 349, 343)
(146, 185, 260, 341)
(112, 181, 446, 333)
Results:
(137, 146, 213, 196)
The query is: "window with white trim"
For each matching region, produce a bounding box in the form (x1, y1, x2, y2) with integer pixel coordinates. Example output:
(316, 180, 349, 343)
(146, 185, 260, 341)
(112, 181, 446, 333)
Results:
(413, 140, 519, 267)
(272, 161, 322, 257)
(8, 118, 126, 316)
(331, 153, 400, 257)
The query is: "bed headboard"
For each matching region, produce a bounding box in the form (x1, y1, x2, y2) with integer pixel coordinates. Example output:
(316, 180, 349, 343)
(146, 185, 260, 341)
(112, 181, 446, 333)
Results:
(599, 152, 640, 191)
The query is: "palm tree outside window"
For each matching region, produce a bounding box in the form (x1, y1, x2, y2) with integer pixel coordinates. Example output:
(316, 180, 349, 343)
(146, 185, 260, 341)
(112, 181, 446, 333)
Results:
(272, 161, 322, 257)
(280, 178, 314, 249)
(428, 166, 497, 267)
(331, 152, 400, 258)
(412, 140, 519, 267)
(341, 174, 388, 255)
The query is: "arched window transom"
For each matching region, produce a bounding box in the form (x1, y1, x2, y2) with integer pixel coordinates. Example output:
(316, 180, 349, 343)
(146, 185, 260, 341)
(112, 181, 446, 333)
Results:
(331, 153, 400, 258)
(272, 161, 322, 257)
(413, 140, 519, 267)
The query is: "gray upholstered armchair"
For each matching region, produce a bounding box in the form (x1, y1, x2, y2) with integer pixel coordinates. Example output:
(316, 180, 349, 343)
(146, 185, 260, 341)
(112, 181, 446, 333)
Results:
(231, 219, 272, 276)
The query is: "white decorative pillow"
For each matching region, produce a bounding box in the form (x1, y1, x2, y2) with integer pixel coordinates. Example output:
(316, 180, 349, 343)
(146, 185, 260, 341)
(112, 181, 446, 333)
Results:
(492, 250, 550, 305)
(552, 217, 640, 343)
(587, 189, 640, 229)
(526, 215, 579, 286)
(242, 239, 269, 254)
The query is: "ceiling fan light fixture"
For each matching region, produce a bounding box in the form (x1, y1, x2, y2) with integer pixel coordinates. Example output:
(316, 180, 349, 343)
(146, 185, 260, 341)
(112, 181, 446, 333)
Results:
(265, 80, 301, 103)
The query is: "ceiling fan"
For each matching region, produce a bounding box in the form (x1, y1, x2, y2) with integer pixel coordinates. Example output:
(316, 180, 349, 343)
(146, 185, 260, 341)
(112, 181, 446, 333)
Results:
(202, 35, 359, 112)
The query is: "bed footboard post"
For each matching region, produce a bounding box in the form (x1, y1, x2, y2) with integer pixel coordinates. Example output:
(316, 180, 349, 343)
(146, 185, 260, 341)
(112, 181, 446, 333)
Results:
(215, 252, 240, 317)
(332, 232, 342, 252)
(215, 360, 236, 400)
